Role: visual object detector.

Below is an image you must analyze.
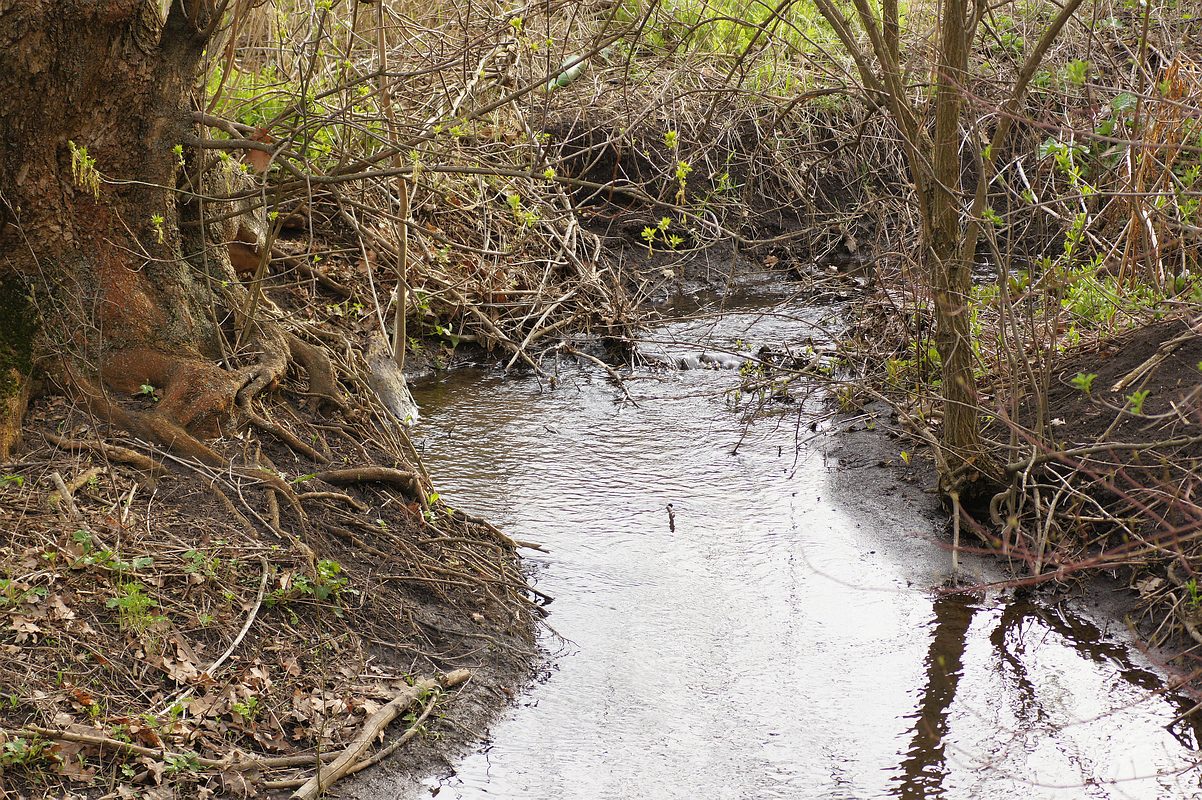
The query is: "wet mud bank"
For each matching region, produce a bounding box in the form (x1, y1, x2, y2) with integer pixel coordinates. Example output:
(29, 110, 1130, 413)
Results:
(348, 280, 1202, 800)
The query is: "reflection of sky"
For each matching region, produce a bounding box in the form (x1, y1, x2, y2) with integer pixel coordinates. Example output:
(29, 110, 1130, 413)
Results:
(938, 603, 1202, 799)
(407, 297, 1202, 800)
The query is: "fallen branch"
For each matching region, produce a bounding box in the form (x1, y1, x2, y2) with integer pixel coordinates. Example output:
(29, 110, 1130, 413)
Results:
(207, 556, 271, 675)
(265, 673, 446, 790)
(561, 343, 639, 406)
(1004, 433, 1202, 475)
(8, 724, 339, 772)
(48, 471, 81, 520)
(152, 557, 271, 717)
(1110, 326, 1197, 393)
(11, 668, 472, 790)
(289, 669, 471, 800)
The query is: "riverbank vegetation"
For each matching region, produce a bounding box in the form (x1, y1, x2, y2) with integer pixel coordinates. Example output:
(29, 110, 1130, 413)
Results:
(2, 0, 1201, 795)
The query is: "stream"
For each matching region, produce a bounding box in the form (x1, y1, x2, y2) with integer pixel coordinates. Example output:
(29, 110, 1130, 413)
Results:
(409, 285, 1202, 799)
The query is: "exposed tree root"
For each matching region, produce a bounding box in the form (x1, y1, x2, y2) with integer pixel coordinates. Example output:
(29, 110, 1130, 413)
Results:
(42, 432, 167, 475)
(315, 466, 424, 501)
(245, 406, 330, 463)
(286, 332, 347, 411)
(65, 364, 228, 467)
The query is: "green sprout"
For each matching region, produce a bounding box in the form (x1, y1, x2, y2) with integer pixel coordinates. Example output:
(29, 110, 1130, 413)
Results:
(68, 141, 100, 198)
(1125, 389, 1150, 415)
(1070, 372, 1097, 395)
(150, 213, 165, 244)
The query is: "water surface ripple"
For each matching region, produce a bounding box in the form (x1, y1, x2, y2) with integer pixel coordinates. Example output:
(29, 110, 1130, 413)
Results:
(411, 292, 1202, 800)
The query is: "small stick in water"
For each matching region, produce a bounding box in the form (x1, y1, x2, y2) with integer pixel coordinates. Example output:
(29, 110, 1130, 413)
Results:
(666, 503, 676, 532)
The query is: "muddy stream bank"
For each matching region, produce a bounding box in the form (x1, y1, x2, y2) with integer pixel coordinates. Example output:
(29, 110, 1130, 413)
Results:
(371, 282, 1200, 799)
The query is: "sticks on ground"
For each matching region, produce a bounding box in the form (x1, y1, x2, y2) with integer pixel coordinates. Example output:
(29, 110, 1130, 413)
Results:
(289, 669, 471, 800)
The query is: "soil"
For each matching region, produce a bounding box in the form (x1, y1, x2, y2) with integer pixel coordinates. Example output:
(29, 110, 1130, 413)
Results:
(0, 387, 538, 799)
(947, 314, 1202, 676)
(1032, 317, 1202, 653)
(1041, 317, 1202, 449)
(0, 214, 545, 798)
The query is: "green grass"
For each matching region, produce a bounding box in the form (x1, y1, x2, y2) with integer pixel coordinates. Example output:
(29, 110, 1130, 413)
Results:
(618, 0, 847, 89)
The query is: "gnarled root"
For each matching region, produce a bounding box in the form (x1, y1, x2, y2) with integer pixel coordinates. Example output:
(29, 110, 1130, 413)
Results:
(76, 337, 282, 467)
(315, 466, 423, 501)
(286, 332, 347, 411)
(100, 348, 243, 436)
(233, 318, 290, 408)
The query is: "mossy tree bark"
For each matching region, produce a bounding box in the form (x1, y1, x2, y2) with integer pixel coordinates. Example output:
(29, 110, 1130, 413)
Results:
(0, 277, 36, 459)
(0, 1, 284, 462)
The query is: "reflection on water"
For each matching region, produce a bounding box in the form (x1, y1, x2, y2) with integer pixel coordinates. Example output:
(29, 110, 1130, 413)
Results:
(894, 595, 976, 800)
(409, 292, 1202, 800)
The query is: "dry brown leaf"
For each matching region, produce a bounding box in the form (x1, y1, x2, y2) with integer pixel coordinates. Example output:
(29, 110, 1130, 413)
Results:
(131, 722, 163, 749)
(207, 765, 261, 798)
(69, 687, 95, 707)
(245, 127, 274, 173)
(11, 616, 44, 642)
(50, 593, 76, 620)
(278, 654, 302, 678)
(52, 739, 98, 782)
(140, 754, 165, 784)
(156, 652, 200, 685)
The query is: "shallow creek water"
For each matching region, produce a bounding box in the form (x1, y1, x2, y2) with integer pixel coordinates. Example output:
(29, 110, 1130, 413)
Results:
(409, 286, 1202, 800)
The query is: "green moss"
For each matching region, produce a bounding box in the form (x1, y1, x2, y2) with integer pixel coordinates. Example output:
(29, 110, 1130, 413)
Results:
(0, 275, 36, 397)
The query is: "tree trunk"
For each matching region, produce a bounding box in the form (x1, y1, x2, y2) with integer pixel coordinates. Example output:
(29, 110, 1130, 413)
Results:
(810, 0, 994, 494)
(927, 0, 988, 491)
(0, 1, 282, 462)
(0, 276, 36, 459)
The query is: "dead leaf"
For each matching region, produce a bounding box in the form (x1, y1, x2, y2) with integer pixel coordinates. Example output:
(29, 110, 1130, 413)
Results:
(130, 722, 163, 749)
(245, 127, 274, 173)
(69, 687, 95, 707)
(207, 765, 260, 798)
(156, 652, 199, 685)
(1135, 575, 1165, 598)
(11, 617, 44, 643)
(139, 755, 164, 784)
(50, 594, 76, 621)
(278, 655, 301, 678)
(56, 748, 98, 782)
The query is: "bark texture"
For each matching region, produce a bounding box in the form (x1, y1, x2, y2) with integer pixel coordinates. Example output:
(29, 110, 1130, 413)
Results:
(926, 0, 988, 491)
(810, 0, 993, 493)
(0, 1, 279, 460)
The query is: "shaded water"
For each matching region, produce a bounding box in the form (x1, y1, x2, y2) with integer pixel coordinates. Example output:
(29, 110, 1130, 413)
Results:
(411, 288, 1202, 799)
